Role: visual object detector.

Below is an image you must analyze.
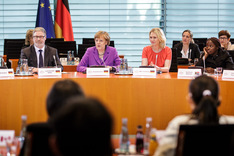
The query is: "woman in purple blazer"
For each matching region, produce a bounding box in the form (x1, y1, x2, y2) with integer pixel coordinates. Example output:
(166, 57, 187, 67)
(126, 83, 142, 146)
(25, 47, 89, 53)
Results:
(77, 31, 121, 72)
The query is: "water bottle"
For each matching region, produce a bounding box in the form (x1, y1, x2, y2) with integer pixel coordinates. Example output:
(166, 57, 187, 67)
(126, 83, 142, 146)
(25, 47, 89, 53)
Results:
(67, 51, 74, 65)
(136, 125, 144, 154)
(144, 117, 152, 155)
(19, 115, 27, 149)
(119, 118, 129, 153)
(149, 128, 158, 156)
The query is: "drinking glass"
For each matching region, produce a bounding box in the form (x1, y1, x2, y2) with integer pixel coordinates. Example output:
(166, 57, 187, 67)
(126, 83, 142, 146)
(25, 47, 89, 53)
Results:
(19, 59, 29, 75)
(194, 58, 199, 66)
(120, 58, 128, 74)
(216, 67, 222, 76)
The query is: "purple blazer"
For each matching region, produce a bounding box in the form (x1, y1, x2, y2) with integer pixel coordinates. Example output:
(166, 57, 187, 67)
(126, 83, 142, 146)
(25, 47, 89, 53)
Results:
(77, 46, 121, 72)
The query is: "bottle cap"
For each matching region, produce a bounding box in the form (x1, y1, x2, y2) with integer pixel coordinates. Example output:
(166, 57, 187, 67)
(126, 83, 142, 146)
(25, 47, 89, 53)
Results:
(137, 125, 142, 129)
(122, 118, 128, 123)
(21, 115, 27, 120)
(146, 117, 152, 122)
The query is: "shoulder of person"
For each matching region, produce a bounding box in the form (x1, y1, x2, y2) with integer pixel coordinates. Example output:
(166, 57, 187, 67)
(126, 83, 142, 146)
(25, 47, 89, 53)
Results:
(106, 45, 117, 52)
(163, 46, 172, 52)
(143, 45, 152, 50)
(174, 42, 182, 48)
(189, 42, 199, 48)
(46, 45, 57, 51)
(86, 46, 96, 52)
(167, 114, 192, 129)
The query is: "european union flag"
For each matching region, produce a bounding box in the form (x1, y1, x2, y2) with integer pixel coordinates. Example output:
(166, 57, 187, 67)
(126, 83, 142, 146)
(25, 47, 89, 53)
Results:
(35, 0, 55, 38)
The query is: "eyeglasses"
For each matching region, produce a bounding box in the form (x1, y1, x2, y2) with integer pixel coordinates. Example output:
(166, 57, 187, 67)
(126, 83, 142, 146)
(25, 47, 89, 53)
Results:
(33, 36, 45, 39)
(219, 37, 228, 40)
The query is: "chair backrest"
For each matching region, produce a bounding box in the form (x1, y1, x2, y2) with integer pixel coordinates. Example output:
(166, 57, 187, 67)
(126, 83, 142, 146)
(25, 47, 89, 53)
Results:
(230, 38, 234, 44)
(78, 44, 93, 59)
(49, 41, 77, 58)
(193, 38, 207, 51)
(20, 122, 53, 156)
(82, 38, 115, 47)
(4, 39, 25, 67)
(227, 50, 234, 62)
(175, 124, 234, 156)
(45, 38, 64, 46)
(172, 40, 180, 48)
(169, 48, 178, 72)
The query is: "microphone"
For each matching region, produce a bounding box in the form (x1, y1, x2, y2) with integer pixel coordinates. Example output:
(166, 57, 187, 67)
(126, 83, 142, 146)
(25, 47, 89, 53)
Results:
(203, 56, 206, 74)
(53, 55, 57, 68)
(101, 58, 106, 67)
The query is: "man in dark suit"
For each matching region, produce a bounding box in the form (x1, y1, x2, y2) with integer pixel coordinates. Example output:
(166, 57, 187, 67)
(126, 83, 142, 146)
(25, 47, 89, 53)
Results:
(21, 27, 63, 73)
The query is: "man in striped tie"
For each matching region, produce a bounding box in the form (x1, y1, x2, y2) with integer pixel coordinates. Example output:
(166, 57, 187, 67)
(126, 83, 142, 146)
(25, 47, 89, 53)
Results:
(20, 27, 63, 73)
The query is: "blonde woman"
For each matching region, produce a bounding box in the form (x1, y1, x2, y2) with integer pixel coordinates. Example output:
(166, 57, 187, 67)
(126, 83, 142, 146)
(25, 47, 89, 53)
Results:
(142, 28, 172, 72)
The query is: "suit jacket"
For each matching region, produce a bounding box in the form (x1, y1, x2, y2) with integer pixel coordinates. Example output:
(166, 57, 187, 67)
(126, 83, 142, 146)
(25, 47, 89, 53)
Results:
(174, 42, 201, 62)
(21, 45, 63, 70)
(77, 46, 121, 72)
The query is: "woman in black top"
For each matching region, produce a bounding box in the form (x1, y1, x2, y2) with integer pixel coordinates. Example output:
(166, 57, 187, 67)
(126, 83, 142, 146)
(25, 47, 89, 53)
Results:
(196, 37, 234, 73)
(174, 30, 201, 63)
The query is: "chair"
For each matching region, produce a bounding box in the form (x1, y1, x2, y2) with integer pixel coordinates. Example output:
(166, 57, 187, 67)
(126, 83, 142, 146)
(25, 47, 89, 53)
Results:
(175, 124, 234, 156)
(172, 40, 180, 48)
(193, 38, 207, 51)
(4, 39, 25, 68)
(82, 38, 115, 47)
(169, 48, 178, 72)
(20, 122, 54, 156)
(45, 38, 64, 46)
(78, 44, 93, 59)
(49, 41, 77, 58)
(230, 38, 234, 44)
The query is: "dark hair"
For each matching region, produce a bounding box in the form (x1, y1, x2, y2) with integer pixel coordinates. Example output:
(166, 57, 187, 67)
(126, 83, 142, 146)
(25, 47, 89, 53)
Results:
(206, 37, 223, 53)
(50, 97, 113, 156)
(46, 79, 85, 117)
(182, 29, 194, 43)
(189, 75, 220, 124)
(218, 30, 231, 39)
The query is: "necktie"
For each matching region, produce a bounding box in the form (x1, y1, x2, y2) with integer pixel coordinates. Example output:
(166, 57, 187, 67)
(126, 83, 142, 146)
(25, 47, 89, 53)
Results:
(39, 50, 43, 68)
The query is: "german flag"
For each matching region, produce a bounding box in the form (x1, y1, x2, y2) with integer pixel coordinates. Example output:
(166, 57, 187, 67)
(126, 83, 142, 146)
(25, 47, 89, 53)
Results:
(54, 0, 74, 41)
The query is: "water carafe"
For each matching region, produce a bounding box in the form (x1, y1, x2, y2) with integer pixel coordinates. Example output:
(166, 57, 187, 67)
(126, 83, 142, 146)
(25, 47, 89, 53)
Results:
(19, 59, 29, 75)
(120, 58, 128, 74)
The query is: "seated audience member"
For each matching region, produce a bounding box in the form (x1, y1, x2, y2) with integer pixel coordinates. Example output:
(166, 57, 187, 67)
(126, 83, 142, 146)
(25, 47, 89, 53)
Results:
(22, 29, 34, 49)
(174, 30, 201, 62)
(141, 28, 172, 72)
(49, 97, 113, 156)
(218, 30, 234, 50)
(196, 37, 234, 73)
(21, 27, 63, 73)
(77, 31, 121, 72)
(154, 75, 234, 156)
(46, 79, 85, 117)
(19, 79, 85, 156)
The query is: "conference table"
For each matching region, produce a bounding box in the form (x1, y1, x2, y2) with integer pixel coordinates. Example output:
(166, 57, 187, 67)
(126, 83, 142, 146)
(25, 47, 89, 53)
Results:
(0, 72, 234, 136)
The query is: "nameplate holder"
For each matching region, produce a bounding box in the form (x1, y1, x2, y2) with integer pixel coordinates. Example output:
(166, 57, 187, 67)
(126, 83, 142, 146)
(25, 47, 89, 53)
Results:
(86, 68, 109, 76)
(0, 130, 15, 146)
(38, 68, 61, 77)
(133, 68, 156, 76)
(0, 69, 14, 77)
(177, 69, 202, 78)
(222, 70, 234, 79)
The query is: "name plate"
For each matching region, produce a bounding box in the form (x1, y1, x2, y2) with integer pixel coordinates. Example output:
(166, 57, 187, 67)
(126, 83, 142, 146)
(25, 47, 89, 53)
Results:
(38, 68, 61, 77)
(86, 68, 109, 76)
(222, 70, 234, 79)
(133, 68, 156, 76)
(0, 69, 14, 77)
(0, 130, 15, 146)
(177, 69, 202, 78)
